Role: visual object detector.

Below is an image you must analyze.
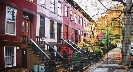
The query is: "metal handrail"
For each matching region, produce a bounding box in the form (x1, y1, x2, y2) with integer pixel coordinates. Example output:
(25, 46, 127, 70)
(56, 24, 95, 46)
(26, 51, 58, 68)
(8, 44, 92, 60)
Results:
(69, 40, 85, 53)
(61, 39, 81, 53)
(41, 38, 64, 59)
(28, 36, 51, 60)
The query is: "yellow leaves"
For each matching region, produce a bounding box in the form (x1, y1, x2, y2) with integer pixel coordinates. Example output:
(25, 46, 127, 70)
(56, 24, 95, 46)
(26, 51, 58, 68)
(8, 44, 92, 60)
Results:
(88, 48, 93, 52)
(77, 42, 84, 48)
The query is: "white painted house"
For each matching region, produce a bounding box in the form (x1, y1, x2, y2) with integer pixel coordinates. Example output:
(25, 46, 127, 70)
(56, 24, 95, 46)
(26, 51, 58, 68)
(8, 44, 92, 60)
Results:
(36, 0, 63, 44)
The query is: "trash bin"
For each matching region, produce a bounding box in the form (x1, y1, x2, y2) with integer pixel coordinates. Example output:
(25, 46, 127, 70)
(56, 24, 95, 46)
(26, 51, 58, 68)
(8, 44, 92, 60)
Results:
(33, 65, 38, 72)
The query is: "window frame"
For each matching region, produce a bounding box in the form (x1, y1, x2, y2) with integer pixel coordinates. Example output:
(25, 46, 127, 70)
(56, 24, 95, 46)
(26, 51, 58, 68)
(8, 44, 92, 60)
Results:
(58, 1, 62, 16)
(78, 15, 80, 24)
(50, 0, 55, 12)
(39, 0, 45, 7)
(83, 20, 86, 27)
(50, 20, 55, 39)
(74, 13, 77, 24)
(64, 25, 68, 39)
(5, 6, 17, 36)
(4, 46, 16, 68)
(80, 17, 83, 26)
(39, 16, 45, 37)
(65, 5, 68, 17)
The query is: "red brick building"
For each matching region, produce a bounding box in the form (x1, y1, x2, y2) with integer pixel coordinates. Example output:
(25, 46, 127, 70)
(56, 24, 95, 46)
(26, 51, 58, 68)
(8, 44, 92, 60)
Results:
(62, 0, 90, 44)
(0, 0, 37, 69)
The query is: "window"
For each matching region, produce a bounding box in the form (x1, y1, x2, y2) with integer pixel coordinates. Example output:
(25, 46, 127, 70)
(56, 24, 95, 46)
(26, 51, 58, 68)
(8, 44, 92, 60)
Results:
(39, 0, 45, 6)
(70, 10, 73, 20)
(64, 25, 68, 39)
(5, 6, 17, 35)
(65, 5, 68, 17)
(83, 20, 86, 27)
(50, 20, 55, 38)
(39, 16, 45, 37)
(58, 1, 62, 16)
(50, 0, 55, 12)
(27, 0, 33, 2)
(79, 30, 80, 35)
(80, 17, 83, 26)
(74, 13, 77, 24)
(4, 47, 16, 68)
(78, 15, 80, 24)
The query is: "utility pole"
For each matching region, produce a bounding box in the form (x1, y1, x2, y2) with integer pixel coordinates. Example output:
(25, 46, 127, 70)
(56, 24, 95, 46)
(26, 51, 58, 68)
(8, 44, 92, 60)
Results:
(121, 0, 132, 66)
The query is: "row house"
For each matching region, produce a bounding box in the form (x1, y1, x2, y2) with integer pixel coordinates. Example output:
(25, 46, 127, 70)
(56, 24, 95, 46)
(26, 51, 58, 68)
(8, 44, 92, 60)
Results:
(36, 0, 63, 46)
(0, 0, 37, 69)
(63, 0, 89, 44)
(0, 0, 92, 71)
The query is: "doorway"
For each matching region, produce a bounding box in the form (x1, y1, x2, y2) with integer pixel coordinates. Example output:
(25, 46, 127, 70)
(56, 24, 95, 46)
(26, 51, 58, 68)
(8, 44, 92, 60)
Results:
(22, 19, 31, 36)
(75, 30, 78, 44)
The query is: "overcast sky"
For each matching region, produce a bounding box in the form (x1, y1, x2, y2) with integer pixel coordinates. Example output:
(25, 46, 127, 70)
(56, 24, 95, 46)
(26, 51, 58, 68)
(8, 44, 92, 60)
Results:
(74, 0, 122, 21)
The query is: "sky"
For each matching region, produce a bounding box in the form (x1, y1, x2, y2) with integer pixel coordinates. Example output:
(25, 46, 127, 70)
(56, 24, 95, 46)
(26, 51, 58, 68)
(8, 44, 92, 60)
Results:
(74, 0, 122, 21)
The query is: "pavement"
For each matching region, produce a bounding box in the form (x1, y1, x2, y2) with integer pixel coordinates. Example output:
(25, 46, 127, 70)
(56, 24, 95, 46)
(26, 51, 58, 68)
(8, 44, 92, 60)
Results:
(86, 47, 127, 72)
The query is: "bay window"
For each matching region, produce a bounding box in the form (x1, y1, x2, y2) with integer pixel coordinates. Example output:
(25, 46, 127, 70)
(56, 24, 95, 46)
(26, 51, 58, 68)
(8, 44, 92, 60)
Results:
(5, 6, 17, 35)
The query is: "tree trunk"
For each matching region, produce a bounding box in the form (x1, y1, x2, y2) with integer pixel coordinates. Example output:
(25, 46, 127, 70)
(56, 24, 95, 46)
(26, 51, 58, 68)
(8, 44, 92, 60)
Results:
(122, 0, 132, 66)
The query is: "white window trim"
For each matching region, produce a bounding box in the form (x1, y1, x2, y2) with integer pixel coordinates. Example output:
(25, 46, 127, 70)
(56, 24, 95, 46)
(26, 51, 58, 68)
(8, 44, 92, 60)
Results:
(4, 46, 16, 68)
(65, 5, 68, 17)
(50, 0, 55, 12)
(39, 0, 45, 6)
(58, 1, 62, 16)
(5, 6, 17, 36)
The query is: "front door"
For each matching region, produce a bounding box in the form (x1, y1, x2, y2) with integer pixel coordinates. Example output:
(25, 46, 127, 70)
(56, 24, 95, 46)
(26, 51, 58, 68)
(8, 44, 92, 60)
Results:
(75, 30, 78, 44)
(22, 19, 31, 36)
(22, 48, 27, 68)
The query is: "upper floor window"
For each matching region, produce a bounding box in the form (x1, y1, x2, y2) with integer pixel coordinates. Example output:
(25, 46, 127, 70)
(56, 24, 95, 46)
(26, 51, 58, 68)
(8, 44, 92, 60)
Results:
(70, 10, 73, 20)
(50, 0, 55, 12)
(65, 5, 68, 17)
(58, 1, 62, 16)
(50, 20, 55, 38)
(39, 0, 45, 7)
(83, 20, 86, 27)
(78, 15, 80, 24)
(80, 17, 83, 26)
(6, 6, 17, 35)
(27, 0, 33, 2)
(74, 13, 77, 24)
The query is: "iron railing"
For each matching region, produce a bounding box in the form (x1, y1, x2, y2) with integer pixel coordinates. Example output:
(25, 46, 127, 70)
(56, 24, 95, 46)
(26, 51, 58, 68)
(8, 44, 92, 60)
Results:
(22, 36, 51, 60)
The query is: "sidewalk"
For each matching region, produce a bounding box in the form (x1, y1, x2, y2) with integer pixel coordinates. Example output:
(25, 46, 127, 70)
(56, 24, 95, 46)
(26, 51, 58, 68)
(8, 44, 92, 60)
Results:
(85, 47, 122, 72)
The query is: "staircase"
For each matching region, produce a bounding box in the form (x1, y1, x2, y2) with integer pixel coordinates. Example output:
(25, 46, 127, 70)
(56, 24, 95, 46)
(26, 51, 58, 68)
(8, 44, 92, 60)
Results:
(22, 36, 64, 72)
(60, 40, 100, 71)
